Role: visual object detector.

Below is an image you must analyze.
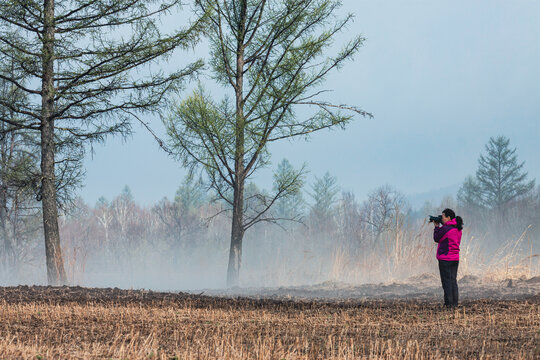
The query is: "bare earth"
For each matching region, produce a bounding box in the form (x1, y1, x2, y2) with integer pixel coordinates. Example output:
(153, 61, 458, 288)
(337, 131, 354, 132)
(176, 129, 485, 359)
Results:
(0, 279, 538, 359)
(200, 274, 540, 301)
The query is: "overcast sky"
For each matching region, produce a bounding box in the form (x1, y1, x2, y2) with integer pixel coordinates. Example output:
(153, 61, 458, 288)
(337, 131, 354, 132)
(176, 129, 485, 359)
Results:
(82, 0, 540, 208)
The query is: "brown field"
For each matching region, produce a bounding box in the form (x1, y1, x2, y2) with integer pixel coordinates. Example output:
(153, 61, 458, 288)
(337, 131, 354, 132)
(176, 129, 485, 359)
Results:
(0, 286, 539, 359)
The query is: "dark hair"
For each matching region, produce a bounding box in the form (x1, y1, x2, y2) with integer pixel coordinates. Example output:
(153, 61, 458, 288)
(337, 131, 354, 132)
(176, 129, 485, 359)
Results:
(442, 208, 464, 231)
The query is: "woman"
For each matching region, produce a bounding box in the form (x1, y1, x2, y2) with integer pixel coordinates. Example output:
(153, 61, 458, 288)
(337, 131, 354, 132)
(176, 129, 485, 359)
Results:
(433, 208, 463, 308)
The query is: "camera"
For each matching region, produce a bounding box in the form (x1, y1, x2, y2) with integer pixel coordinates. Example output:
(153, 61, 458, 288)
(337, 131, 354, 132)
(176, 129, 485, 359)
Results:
(429, 215, 443, 224)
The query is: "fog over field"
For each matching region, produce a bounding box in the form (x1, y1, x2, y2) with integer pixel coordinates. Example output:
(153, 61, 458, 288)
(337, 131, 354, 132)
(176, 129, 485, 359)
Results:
(0, 0, 538, 292)
(2, 178, 539, 293)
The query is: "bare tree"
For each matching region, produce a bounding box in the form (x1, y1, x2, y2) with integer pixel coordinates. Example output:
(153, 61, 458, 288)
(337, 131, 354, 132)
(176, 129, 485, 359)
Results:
(153, 175, 206, 251)
(361, 185, 407, 244)
(337, 191, 363, 250)
(0, 0, 206, 284)
(94, 197, 113, 249)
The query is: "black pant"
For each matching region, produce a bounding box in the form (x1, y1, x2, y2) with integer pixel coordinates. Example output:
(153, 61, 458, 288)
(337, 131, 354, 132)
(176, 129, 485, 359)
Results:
(438, 260, 459, 307)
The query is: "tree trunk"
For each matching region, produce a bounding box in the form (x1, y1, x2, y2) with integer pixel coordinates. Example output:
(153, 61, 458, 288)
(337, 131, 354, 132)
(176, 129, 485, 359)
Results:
(226, 3, 247, 287)
(0, 188, 16, 272)
(41, 0, 67, 286)
(227, 183, 244, 287)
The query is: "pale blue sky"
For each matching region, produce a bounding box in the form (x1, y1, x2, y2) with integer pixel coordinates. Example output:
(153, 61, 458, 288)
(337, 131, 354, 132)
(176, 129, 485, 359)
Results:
(82, 0, 540, 208)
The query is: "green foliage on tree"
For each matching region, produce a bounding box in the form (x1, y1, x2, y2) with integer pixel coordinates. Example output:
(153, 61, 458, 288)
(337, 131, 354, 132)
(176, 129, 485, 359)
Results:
(0, 65, 39, 272)
(458, 135, 535, 214)
(272, 159, 306, 226)
(164, 0, 370, 286)
(175, 174, 207, 212)
(0, 65, 38, 199)
(309, 171, 339, 221)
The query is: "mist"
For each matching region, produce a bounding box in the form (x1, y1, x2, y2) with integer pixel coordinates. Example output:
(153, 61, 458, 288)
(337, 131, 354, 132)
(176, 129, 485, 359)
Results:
(2, 180, 539, 292)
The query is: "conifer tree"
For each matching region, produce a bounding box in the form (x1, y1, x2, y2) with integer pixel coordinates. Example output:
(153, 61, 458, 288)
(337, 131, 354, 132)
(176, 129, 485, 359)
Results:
(458, 136, 535, 215)
(0, 0, 206, 284)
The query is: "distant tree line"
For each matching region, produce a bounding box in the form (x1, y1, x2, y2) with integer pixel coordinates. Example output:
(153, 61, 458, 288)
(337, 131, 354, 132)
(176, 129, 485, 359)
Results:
(1, 135, 534, 284)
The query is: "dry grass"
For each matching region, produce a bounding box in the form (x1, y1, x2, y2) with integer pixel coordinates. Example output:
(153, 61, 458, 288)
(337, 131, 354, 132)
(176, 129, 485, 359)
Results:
(0, 286, 538, 359)
(324, 225, 540, 285)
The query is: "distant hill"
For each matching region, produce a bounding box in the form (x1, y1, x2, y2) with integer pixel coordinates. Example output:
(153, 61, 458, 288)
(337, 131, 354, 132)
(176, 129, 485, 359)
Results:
(407, 183, 461, 210)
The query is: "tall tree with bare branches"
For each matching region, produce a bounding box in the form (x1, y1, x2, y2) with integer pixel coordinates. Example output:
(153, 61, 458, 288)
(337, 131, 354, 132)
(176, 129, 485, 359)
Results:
(165, 0, 371, 286)
(0, 0, 207, 284)
(360, 185, 407, 244)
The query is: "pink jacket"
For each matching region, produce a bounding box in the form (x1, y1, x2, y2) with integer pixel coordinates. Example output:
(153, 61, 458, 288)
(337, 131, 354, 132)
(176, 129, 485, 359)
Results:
(433, 218, 462, 261)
